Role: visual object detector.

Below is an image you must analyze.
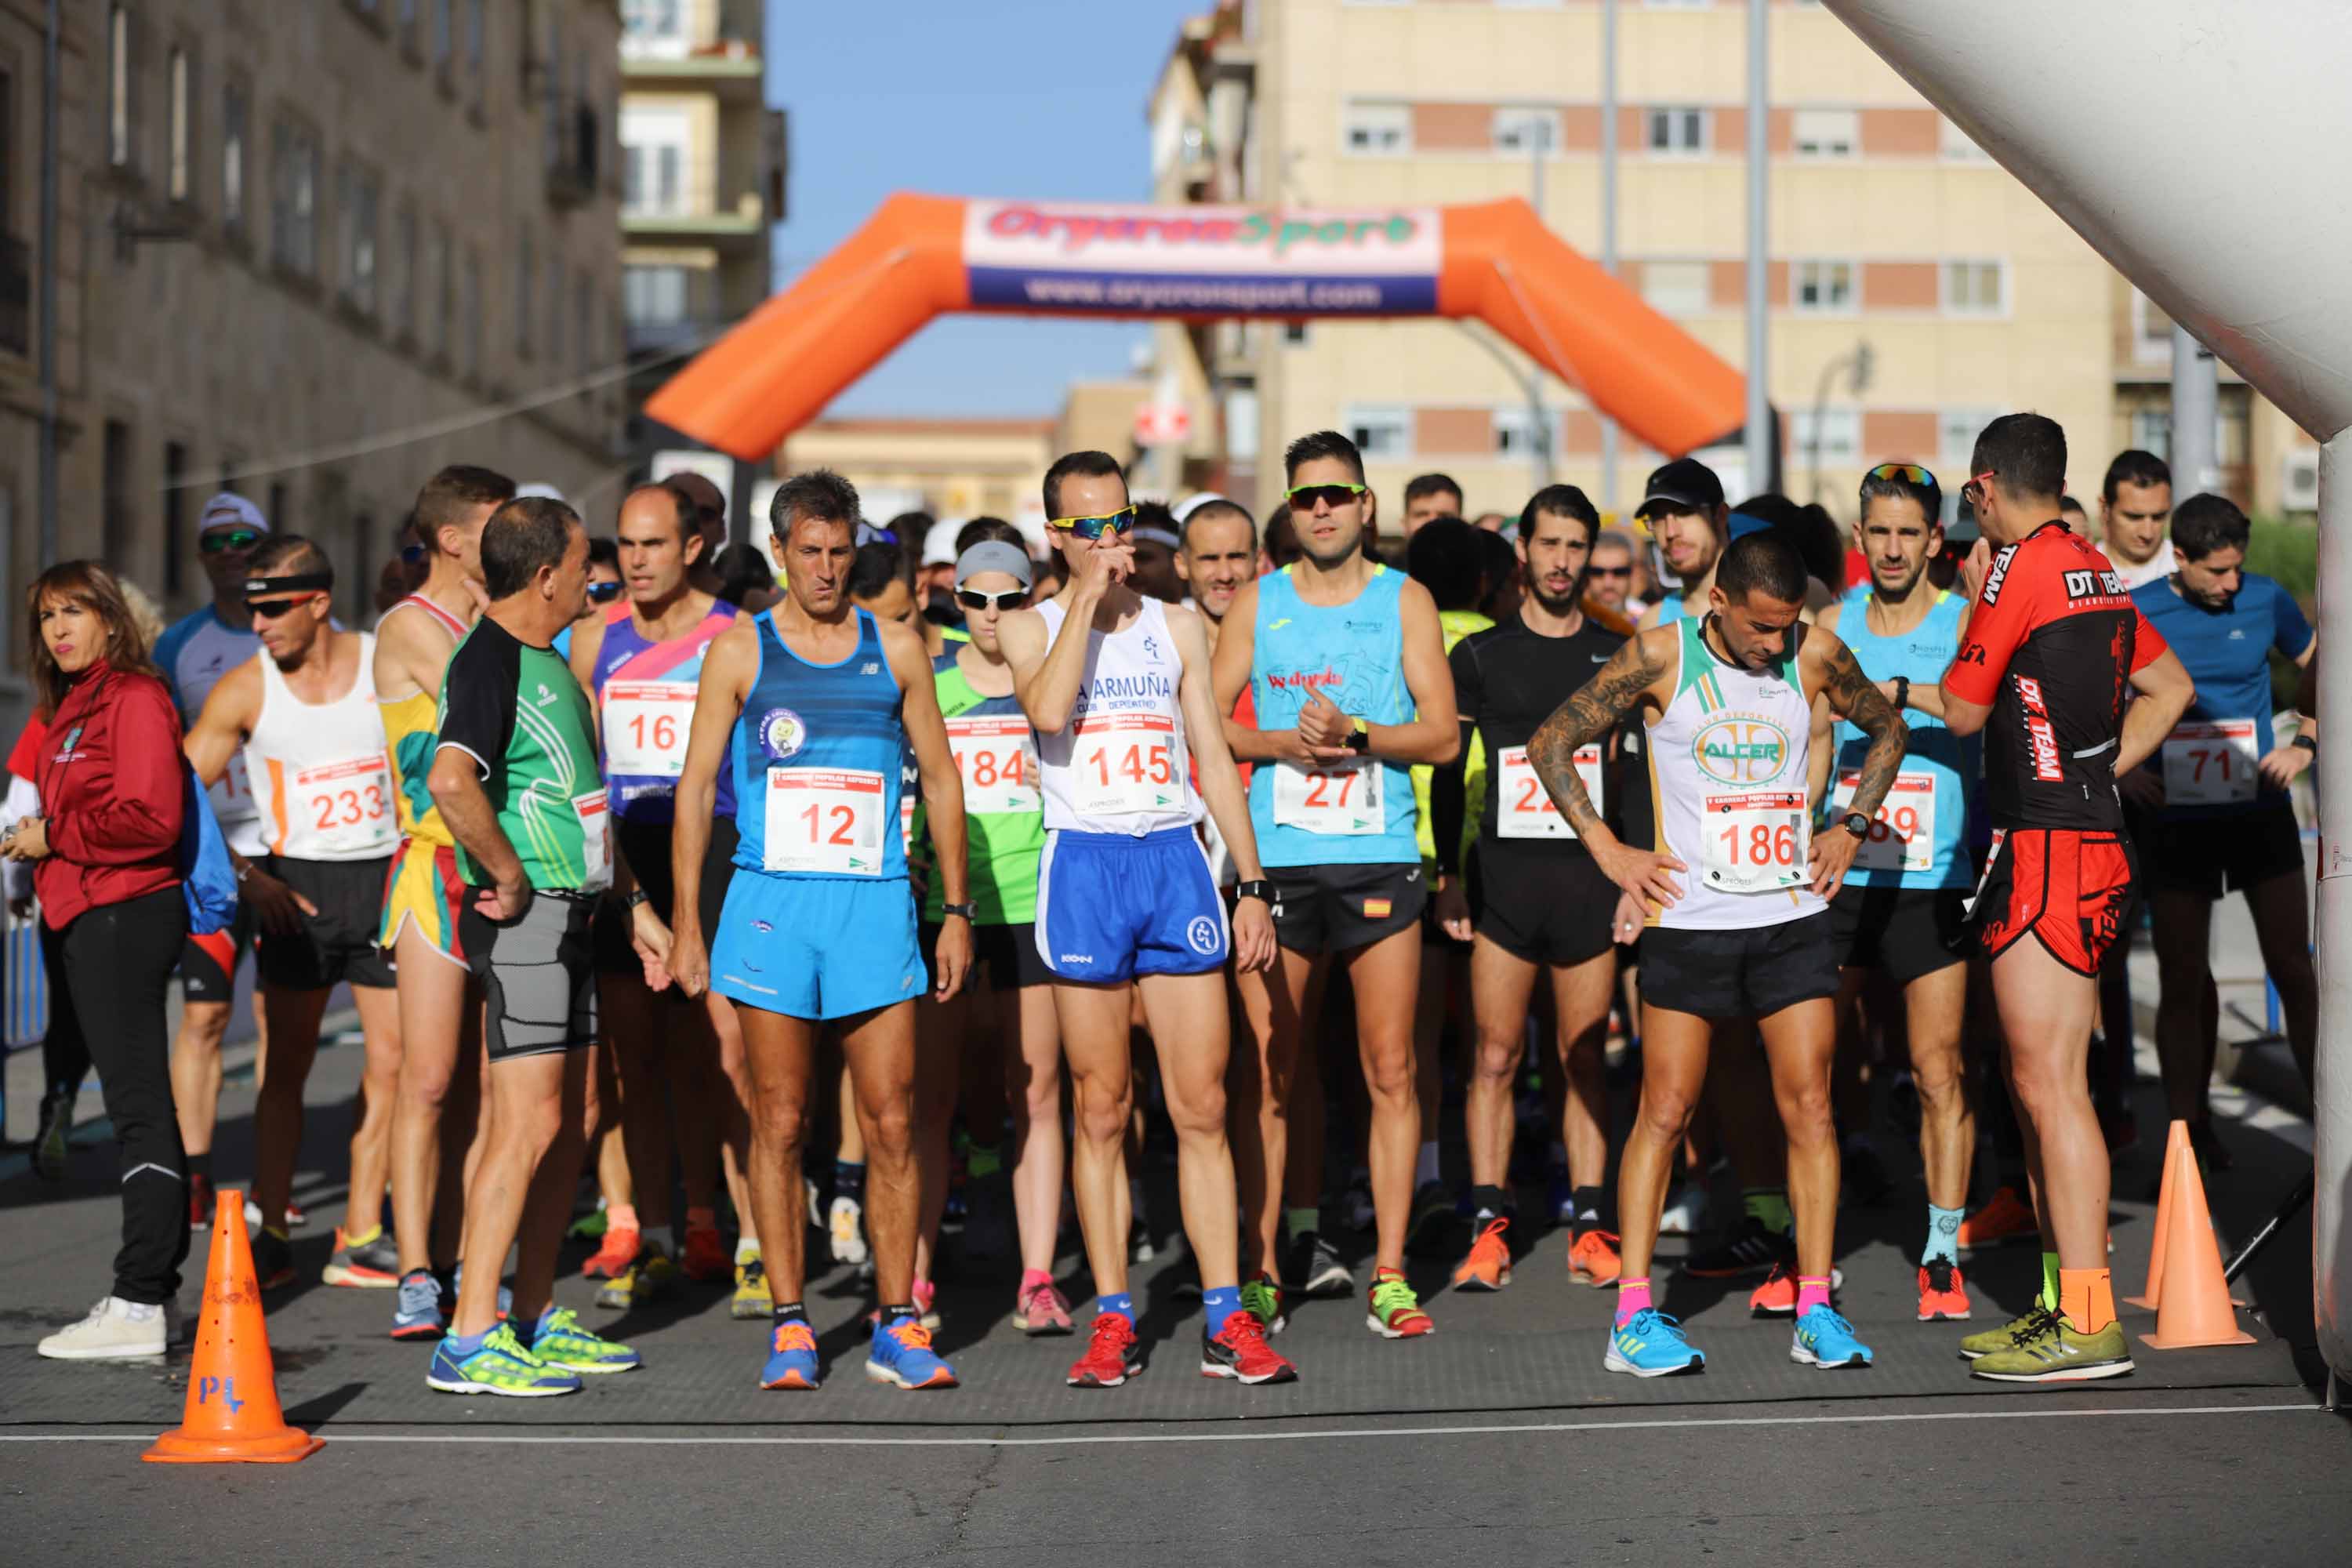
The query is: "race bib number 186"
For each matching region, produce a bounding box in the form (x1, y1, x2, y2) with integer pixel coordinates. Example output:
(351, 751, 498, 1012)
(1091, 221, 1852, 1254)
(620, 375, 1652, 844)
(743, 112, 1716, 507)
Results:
(1700, 790, 1807, 892)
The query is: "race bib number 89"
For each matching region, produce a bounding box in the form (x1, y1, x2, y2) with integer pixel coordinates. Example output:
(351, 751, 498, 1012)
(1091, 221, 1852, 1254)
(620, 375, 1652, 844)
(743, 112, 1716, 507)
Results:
(1831, 770, 1935, 875)
(1700, 790, 1807, 892)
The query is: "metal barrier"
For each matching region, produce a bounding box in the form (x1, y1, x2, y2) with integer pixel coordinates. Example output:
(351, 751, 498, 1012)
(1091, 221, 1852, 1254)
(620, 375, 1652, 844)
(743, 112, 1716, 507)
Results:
(3, 898, 45, 1050)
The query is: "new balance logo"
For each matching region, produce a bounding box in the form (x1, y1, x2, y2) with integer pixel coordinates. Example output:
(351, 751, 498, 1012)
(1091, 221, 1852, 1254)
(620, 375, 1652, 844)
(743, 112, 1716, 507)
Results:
(860, 662, 880, 675)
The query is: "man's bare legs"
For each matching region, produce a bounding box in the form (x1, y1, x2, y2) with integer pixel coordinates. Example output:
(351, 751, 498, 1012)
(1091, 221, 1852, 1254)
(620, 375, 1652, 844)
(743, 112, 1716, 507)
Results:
(390, 931, 477, 1279)
(1138, 969, 1241, 1290)
(250, 985, 332, 1234)
(343, 983, 402, 1239)
(1003, 984, 1067, 1279)
(1991, 938, 2105, 1271)
(1055, 982, 1138, 1301)
(911, 981, 971, 1285)
(1904, 963, 1973, 1214)
(169, 1000, 232, 1177)
(1230, 947, 1313, 1277)
(1616, 1006, 1715, 1287)
(1755, 998, 1840, 1281)
(450, 1047, 589, 1338)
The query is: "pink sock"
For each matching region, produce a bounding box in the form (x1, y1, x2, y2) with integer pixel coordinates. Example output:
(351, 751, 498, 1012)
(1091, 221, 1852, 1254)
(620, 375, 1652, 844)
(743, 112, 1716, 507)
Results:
(1795, 1275, 1833, 1316)
(1614, 1277, 1653, 1326)
(1021, 1267, 1054, 1293)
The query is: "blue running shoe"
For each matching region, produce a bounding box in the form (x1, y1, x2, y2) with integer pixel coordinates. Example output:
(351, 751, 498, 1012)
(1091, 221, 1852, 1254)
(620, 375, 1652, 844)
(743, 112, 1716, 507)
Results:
(527, 1306, 641, 1374)
(866, 1316, 958, 1390)
(762, 1319, 822, 1389)
(1791, 1305, 1873, 1369)
(427, 1323, 581, 1396)
(1602, 1308, 1706, 1377)
(390, 1268, 446, 1341)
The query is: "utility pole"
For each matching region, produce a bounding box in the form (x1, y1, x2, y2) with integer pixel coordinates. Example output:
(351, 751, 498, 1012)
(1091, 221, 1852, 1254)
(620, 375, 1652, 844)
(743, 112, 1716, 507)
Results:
(38, 0, 59, 564)
(2170, 323, 2220, 497)
(1742, 0, 1772, 495)
(1599, 0, 1620, 514)
(1526, 124, 1552, 492)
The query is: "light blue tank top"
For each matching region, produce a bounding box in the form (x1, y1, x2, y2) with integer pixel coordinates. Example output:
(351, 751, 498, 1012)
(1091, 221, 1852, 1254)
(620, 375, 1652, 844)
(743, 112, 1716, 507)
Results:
(1247, 564, 1418, 866)
(1832, 585, 1976, 891)
(730, 608, 908, 882)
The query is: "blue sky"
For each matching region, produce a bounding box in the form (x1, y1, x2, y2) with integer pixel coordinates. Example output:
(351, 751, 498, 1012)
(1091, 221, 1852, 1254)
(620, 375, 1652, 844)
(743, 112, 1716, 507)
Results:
(765, 0, 1202, 419)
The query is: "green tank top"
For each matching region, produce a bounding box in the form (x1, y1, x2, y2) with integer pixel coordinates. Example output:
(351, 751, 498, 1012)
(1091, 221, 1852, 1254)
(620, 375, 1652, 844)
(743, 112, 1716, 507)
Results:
(916, 652, 1044, 925)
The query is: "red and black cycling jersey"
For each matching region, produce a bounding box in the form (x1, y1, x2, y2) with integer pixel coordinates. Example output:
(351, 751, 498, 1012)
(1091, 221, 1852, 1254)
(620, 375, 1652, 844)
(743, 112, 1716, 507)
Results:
(1944, 521, 2166, 832)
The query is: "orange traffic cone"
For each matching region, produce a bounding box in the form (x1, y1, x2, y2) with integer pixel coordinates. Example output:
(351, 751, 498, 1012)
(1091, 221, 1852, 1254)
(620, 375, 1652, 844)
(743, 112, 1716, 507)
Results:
(2124, 1120, 2190, 1310)
(143, 1189, 325, 1465)
(2139, 1138, 2256, 1351)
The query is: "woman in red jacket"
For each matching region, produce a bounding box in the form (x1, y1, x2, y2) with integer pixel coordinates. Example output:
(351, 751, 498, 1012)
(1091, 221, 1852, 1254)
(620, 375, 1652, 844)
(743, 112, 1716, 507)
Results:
(6, 561, 191, 1361)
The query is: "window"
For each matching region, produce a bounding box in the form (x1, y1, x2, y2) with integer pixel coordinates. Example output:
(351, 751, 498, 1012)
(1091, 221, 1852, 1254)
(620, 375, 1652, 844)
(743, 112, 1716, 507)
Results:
(162, 441, 188, 597)
(1345, 406, 1411, 461)
(546, 252, 564, 368)
(433, 0, 452, 65)
(466, 0, 485, 71)
(339, 162, 379, 313)
(2132, 288, 2174, 363)
(1940, 117, 1991, 162)
(427, 221, 449, 356)
(103, 419, 135, 562)
(1938, 407, 1998, 470)
(2130, 408, 2171, 461)
(1283, 321, 1309, 346)
(1342, 102, 1410, 157)
(1492, 106, 1558, 156)
(514, 229, 533, 357)
(621, 104, 690, 214)
(1942, 259, 2005, 315)
(1646, 107, 1707, 154)
(1792, 259, 1856, 314)
(221, 78, 246, 234)
(270, 118, 319, 276)
(390, 204, 415, 337)
(625, 263, 687, 329)
(1791, 108, 1856, 159)
(166, 46, 191, 201)
(1791, 408, 1859, 465)
(622, 0, 688, 58)
(459, 248, 481, 377)
(107, 4, 135, 170)
(1494, 406, 1547, 457)
(1640, 260, 1710, 314)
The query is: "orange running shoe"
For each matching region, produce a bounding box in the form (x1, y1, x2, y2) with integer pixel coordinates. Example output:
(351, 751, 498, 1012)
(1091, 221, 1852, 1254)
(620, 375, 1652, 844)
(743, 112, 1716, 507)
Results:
(1955, 1186, 2038, 1253)
(1567, 1228, 1623, 1287)
(1450, 1217, 1512, 1292)
(581, 1225, 640, 1279)
(1916, 1259, 1973, 1320)
(1367, 1266, 1436, 1338)
(1748, 1261, 1843, 1316)
(1067, 1312, 1142, 1388)
(681, 1225, 729, 1283)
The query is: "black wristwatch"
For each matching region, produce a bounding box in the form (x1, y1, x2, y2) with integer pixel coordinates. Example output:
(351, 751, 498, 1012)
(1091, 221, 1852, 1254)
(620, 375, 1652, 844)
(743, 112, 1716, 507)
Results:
(1891, 674, 1911, 712)
(940, 901, 976, 920)
(2292, 733, 2318, 757)
(1235, 879, 1276, 906)
(1343, 717, 1370, 755)
(1840, 811, 1873, 841)
(624, 889, 650, 910)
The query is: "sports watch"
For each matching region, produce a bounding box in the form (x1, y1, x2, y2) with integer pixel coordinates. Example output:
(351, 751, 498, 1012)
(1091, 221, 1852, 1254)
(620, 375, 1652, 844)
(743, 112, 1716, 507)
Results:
(1235, 880, 1276, 906)
(1344, 717, 1370, 754)
(1839, 811, 1873, 841)
(940, 902, 977, 920)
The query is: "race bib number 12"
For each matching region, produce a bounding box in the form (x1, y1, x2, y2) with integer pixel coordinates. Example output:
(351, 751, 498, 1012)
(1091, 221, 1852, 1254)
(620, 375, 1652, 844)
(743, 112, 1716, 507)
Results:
(764, 768, 887, 876)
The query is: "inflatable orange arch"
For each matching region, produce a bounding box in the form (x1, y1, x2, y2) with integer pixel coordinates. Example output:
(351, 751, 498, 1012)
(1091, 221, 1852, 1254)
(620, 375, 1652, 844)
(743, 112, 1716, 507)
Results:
(644, 193, 1748, 464)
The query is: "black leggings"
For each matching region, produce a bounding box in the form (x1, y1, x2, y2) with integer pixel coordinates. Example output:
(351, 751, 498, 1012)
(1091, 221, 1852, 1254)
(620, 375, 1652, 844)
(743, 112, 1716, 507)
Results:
(59, 886, 191, 1305)
(38, 920, 89, 1101)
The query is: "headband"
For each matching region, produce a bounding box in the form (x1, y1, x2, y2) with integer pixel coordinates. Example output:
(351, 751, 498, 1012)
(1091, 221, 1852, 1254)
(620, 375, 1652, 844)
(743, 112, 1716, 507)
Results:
(954, 540, 1034, 590)
(244, 570, 334, 597)
(1132, 525, 1181, 550)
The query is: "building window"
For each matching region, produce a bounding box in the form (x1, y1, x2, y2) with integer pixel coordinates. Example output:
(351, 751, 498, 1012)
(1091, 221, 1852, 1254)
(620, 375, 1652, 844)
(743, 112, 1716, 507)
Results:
(1791, 107, 1857, 159)
(390, 204, 415, 337)
(625, 263, 687, 330)
(1492, 106, 1558, 157)
(546, 252, 564, 368)
(426, 221, 449, 357)
(270, 118, 319, 276)
(460, 248, 481, 377)
(1283, 321, 1310, 346)
(433, 0, 452, 65)
(162, 441, 188, 597)
(1640, 260, 1710, 314)
(1494, 406, 1546, 457)
(1646, 107, 1707, 155)
(1342, 102, 1410, 157)
(2131, 287, 2174, 363)
(1792, 259, 1856, 314)
(621, 0, 688, 59)
(1941, 258, 2005, 315)
(221, 79, 246, 234)
(466, 0, 485, 71)
(1940, 117, 1991, 162)
(1791, 408, 1859, 465)
(2130, 408, 2171, 461)
(621, 104, 690, 214)
(107, 5, 135, 170)
(103, 419, 133, 563)
(339, 162, 379, 314)
(1938, 407, 1998, 470)
(166, 46, 192, 201)
(514, 230, 533, 358)
(1346, 406, 1411, 461)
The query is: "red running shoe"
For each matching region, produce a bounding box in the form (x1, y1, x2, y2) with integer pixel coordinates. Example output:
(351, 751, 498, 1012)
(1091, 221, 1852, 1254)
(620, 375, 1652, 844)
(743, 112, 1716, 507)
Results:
(1201, 1310, 1298, 1385)
(1450, 1216, 1513, 1292)
(1066, 1312, 1142, 1388)
(1748, 1261, 1843, 1316)
(1956, 1187, 2037, 1252)
(680, 1225, 729, 1283)
(1567, 1228, 1623, 1287)
(1916, 1259, 1973, 1321)
(582, 1225, 639, 1279)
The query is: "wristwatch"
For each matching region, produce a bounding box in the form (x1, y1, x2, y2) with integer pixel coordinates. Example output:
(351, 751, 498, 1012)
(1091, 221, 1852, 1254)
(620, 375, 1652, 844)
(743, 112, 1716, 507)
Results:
(625, 889, 650, 909)
(1840, 811, 1873, 840)
(1891, 675, 1911, 712)
(940, 901, 977, 920)
(1343, 717, 1370, 755)
(2293, 733, 2318, 757)
(1235, 879, 1276, 906)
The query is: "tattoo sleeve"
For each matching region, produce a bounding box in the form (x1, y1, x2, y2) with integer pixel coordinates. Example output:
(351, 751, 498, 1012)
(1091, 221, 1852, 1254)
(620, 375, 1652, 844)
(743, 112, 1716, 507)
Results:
(1527, 637, 1661, 840)
(1820, 637, 1908, 820)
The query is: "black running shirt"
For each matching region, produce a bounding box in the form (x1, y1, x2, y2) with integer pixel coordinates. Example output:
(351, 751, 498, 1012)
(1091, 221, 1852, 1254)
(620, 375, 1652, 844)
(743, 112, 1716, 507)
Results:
(1944, 521, 2167, 832)
(1440, 615, 1642, 866)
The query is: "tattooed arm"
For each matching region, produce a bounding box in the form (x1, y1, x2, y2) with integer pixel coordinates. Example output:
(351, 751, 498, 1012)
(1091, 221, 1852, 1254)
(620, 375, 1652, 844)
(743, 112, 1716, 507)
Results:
(1526, 628, 1686, 909)
(1803, 629, 1909, 895)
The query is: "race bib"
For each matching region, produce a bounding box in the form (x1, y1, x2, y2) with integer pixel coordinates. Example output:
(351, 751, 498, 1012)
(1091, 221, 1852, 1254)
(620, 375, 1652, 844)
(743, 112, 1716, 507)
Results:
(212, 753, 258, 823)
(2161, 719, 2258, 806)
(1272, 760, 1383, 835)
(948, 714, 1040, 816)
(291, 753, 395, 856)
(602, 681, 696, 779)
(1831, 769, 1936, 875)
(572, 788, 612, 891)
(763, 767, 887, 876)
(1700, 789, 1808, 893)
(1072, 712, 1181, 818)
(1497, 744, 1602, 840)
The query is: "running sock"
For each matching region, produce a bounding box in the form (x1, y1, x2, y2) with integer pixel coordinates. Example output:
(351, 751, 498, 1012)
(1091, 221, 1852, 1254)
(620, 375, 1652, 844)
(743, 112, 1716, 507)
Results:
(736, 1237, 761, 1266)
(2059, 1268, 2117, 1334)
(343, 1223, 384, 1248)
(1795, 1276, 1834, 1317)
(833, 1160, 866, 1200)
(444, 1325, 493, 1357)
(1547, 1140, 1570, 1171)
(1742, 1187, 1793, 1236)
(606, 1203, 640, 1233)
(1415, 1141, 1442, 1189)
(1096, 1291, 1135, 1323)
(1287, 1206, 1320, 1241)
(1470, 1184, 1512, 1224)
(968, 1143, 1003, 1178)
(771, 1300, 808, 1325)
(187, 1150, 212, 1181)
(1020, 1267, 1054, 1294)
(2039, 1250, 2062, 1312)
(1203, 1285, 1241, 1336)
(686, 1205, 718, 1232)
(1923, 1204, 1965, 1267)
(1614, 1277, 1653, 1326)
(881, 1303, 918, 1328)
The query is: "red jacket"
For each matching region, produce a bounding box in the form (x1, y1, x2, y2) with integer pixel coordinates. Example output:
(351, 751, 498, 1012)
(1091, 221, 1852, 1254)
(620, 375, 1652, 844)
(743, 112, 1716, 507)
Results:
(32, 660, 184, 930)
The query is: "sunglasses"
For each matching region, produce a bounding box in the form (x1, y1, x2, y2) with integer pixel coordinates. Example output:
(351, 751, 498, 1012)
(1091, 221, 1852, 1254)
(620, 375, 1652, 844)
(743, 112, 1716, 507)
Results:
(956, 587, 1025, 613)
(201, 529, 264, 555)
(1866, 463, 1940, 488)
(1047, 506, 1136, 541)
(587, 581, 623, 604)
(1283, 483, 1368, 511)
(245, 591, 325, 620)
(1588, 565, 1632, 579)
(1961, 469, 1996, 507)
(400, 541, 428, 565)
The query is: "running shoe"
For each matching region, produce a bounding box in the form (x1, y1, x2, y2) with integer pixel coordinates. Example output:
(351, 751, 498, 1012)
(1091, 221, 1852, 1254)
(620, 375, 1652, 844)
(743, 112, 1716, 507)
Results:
(1202, 1310, 1298, 1385)
(1657, 1182, 1711, 1237)
(761, 1319, 820, 1389)
(1684, 1216, 1787, 1279)
(1014, 1278, 1074, 1335)
(1067, 1312, 1142, 1388)
(1405, 1181, 1455, 1256)
(567, 1200, 609, 1241)
(427, 1323, 580, 1397)
(527, 1307, 642, 1374)
(581, 1224, 640, 1279)
(1791, 1306, 1874, 1369)
(1366, 1266, 1435, 1338)
(680, 1225, 729, 1284)
(1566, 1228, 1624, 1287)
(1283, 1230, 1355, 1298)
(597, 1243, 677, 1309)
(1968, 1309, 2134, 1383)
(1603, 1308, 1704, 1377)
(1959, 1305, 2049, 1360)
(35, 1296, 166, 1360)
(1450, 1216, 1513, 1293)
(321, 1225, 401, 1288)
(1240, 1272, 1287, 1334)
(390, 1268, 448, 1340)
(829, 1195, 869, 1266)
(1128, 1214, 1156, 1264)
(1342, 1173, 1376, 1233)
(1916, 1260, 1973, 1322)
(866, 1317, 958, 1390)
(1955, 1186, 2038, 1252)
(31, 1090, 71, 1181)
(1547, 1167, 1577, 1228)
(186, 1169, 216, 1229)
(1746, 1263, 1845, 1316)
(252, 1226, 296, 1292)
(732, 1258, 774, 1320)
(246, 1197, 307, 1231)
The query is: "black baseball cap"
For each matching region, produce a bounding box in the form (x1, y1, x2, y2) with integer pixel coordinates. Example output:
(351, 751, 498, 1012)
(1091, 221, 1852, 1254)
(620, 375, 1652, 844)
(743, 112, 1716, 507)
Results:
(1636, 457, 1726, 519)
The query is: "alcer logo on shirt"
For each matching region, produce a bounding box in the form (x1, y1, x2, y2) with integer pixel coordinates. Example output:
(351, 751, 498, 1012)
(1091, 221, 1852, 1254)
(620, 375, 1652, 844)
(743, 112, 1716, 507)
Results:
(1693, 717, 1791, 786)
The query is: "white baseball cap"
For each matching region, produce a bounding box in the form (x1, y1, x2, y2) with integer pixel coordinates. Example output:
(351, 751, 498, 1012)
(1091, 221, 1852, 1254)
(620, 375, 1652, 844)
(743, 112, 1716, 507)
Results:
(199, 492, 269, 536)
(924, 517, 965, 568)
(514, 481, 568, 505)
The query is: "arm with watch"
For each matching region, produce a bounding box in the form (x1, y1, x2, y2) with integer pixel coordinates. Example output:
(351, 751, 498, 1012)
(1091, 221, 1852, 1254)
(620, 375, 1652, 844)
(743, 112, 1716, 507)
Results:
(1802, 629, 1910, 898)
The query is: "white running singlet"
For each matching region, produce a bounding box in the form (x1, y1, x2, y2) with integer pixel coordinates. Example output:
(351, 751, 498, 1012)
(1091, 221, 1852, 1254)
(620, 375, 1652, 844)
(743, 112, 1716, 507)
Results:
(245, 633, 400, 862)
(1035, 596, 1201, 837)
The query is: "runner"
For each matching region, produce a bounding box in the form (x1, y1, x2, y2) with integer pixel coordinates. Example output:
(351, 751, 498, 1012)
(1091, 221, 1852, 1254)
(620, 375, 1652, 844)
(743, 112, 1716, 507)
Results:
(1431, 486, 1635, 1294)
(1401, 473, 1465, 539)
(1633, 458, 1730, 630)
(2125, 492, 2316, 1171)
(425, 495, 642, 1396)
(1588, 528, 1646, 623)
(376, 464, 509, 1340)
(1806, 464, 1980, 1322)
(1174, 498, 1261, 640)
(2097, 449, 2174, 591)
(1940, 412, 2192, 1382)
(182, 537, 402, 1293)
(1212, 430, 1461, 1342)
(996, 448, 1293, 1388)
(154, 492, 270, 1229)
(668, 467, 970, 1394)
(1526, 529, 1908, 1376)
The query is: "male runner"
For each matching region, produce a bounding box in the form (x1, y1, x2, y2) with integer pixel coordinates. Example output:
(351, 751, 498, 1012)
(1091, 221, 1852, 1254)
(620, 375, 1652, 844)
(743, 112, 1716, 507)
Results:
(1941, 412, 2191, 1382)
(996, 448, 1293, 1388)
(1528, 530, 1907, 1375)
(1806, 464, 1980, 1321)
(377, 464, 508, 1339)
(1588, 528, 1644, 622)
(1213, 430, 1460, 1341)
(1633, 459, 1730, 630)
(154, 492, 270, 1228)
(1128, 503, 1187, 604)
(568, 483, 761, 1309)
(425, 495, 641, 1396)
(2098, 449, 2175, 592)
(183, 536, 402, 1292)
(1432, 485, 1637, 1294)
(669, 468, 970, 1393)
(1174, 499, 1260, 638)
(666, 470, 733, 601)
(2125, 492, 2316, 1171)
(1401, 474, 1465, 538)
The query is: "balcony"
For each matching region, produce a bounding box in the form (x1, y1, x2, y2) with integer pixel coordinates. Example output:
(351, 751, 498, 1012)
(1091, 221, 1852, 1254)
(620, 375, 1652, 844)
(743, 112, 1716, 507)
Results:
(621, 2, 764, 100)
(0, 234, 27, 357)
(622, 183, 767, 247)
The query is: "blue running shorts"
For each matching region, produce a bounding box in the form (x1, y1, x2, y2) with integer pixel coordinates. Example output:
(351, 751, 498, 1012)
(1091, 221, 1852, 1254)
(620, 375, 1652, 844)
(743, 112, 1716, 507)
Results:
(1034, 826, 1228, 983)
(710, 872, 926, 1021)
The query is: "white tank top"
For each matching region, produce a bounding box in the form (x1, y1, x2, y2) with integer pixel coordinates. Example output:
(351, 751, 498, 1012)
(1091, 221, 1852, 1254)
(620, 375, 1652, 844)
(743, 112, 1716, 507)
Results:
(1035, 595, 1201, 837)
(246, 631, 401, 862)
(1646, 613, 1824, 931)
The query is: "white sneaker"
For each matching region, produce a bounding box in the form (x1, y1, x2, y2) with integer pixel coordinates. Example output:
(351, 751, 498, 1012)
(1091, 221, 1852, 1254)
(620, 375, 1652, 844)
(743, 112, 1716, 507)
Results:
(38, 1296, 168, 1360)
(1658, 1184, 1712, 1238)
(829, 1195, 869, 1265)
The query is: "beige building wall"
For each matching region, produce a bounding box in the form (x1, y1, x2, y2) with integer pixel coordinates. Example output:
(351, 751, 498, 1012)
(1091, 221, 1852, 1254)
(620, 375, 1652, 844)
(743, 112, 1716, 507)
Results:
(779, 419, 1056, 528)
